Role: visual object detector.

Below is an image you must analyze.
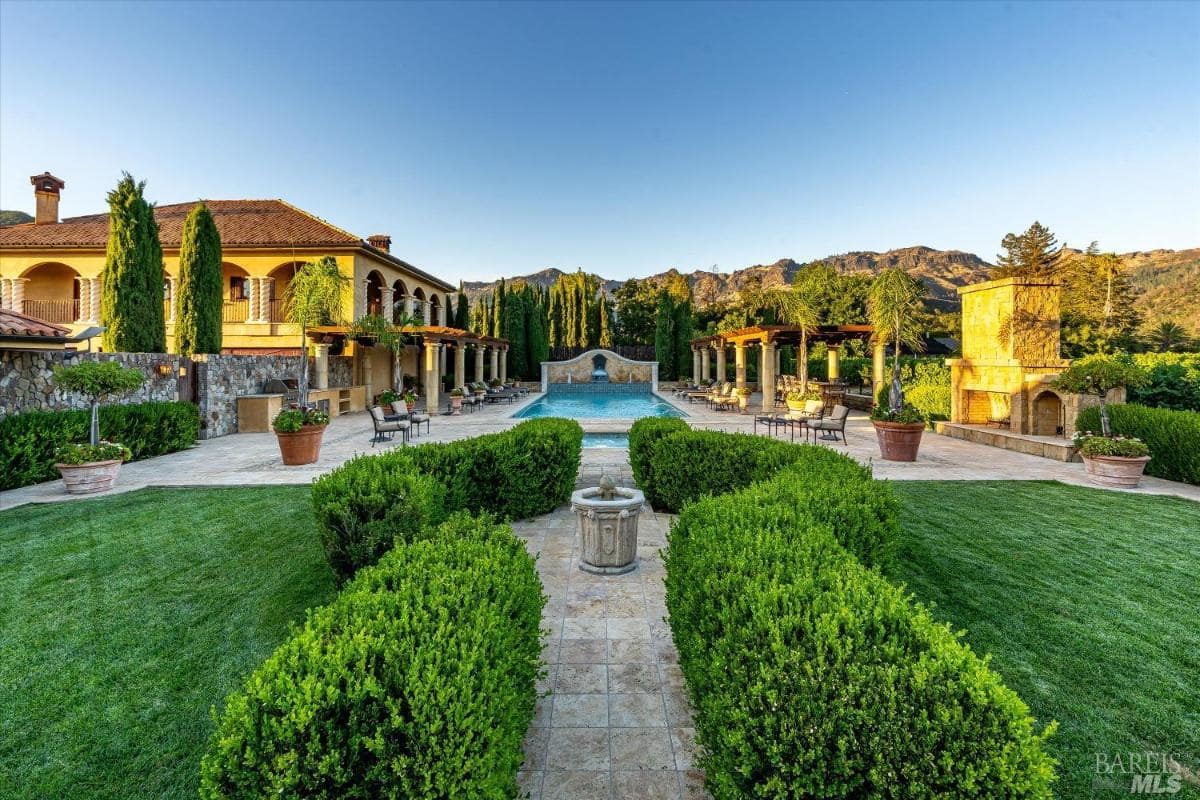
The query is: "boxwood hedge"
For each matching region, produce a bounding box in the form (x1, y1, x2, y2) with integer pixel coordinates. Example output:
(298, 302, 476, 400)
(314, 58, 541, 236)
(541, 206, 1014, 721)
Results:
(628, 417, 689, 508)
(1076, 403, 1200, 485)
(0, 401, 200, 490)
(199, 512, 545, 799)
(312, 417, 583, 584)
(640, 429, 1055, 797)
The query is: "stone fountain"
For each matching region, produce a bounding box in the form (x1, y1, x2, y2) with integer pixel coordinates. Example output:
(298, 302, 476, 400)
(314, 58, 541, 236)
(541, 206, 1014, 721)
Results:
(570, 473, 645, 575)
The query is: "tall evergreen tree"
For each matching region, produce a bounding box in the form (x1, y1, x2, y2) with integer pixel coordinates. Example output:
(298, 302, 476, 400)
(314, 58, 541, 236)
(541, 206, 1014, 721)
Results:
(995, 221, 1064, 280)
(1059, 242, 1142, 355)
(491, 279, 505, 339)
(174, 202, 223, 355)
(654, 293, 677, 380)
(527, 285, 550, 369)
(672, 293, 694, 377)
(455, 285, 469, 329)
(503, 285, 528, 378)
(598, 294, 614, 349)
(101, 173, 166, 352)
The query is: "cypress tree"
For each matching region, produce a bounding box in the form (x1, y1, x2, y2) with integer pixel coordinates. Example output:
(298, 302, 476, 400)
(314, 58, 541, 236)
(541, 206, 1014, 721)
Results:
(598, 294, 613, 349)
(455, 286, 470, 329)
(672, 294, 694, 378)
(503, 287, 528, 378)
(654, 292, 676, 380)
(492, 279, 505, 339)
(175, 202, 223, 356)
(101, 173, 166, 352)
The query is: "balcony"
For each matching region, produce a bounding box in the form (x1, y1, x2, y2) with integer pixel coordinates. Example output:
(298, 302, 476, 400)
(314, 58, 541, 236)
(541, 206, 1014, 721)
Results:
(22, 299, 78, 324)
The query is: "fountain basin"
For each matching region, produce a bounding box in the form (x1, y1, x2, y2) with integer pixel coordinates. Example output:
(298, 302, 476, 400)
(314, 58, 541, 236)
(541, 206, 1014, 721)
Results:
(570, 483, 645, 575)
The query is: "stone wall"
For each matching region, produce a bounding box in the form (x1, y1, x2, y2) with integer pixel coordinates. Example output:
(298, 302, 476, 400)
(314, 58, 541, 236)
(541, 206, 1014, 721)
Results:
(1, 350, 358, 439)
(541, 348, 658, 392)
(0, 351, 182, 419)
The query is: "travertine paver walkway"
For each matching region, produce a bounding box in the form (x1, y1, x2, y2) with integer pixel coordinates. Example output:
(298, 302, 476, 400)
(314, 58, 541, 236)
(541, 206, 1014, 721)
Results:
(510, 492, 705, 800)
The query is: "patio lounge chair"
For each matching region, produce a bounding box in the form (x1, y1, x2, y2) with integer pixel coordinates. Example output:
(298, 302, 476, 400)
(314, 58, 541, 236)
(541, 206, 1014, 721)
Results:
(370, 405, 409, 446)
(808, 404, 849, 443)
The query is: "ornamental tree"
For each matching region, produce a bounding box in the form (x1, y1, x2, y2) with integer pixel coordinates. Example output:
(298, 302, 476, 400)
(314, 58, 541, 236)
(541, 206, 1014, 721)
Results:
(284, 257, 351, 407)
(175, 202, 223, 356)
(54, 360, 145, 446)
(869, 268, 927, 413)
(100, 173, 166, 352)
(1051, 354, 1148, 437)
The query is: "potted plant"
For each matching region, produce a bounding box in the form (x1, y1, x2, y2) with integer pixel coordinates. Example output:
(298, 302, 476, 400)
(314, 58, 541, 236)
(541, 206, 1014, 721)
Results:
(1071, 430, 1151, 487)
(473, 382, 487, 398)
(868, 268, 928, 461)
(489, 377, 502, 389)
(786, 387, 821, 412)
(449, 387, 465, 414)
(282, 256, 351, 411)
(52, 360, 145, 494)
(272, 406, 330, 465)
(378, 388, 400, 408)
(348, 314, 379, 347)
(735, 386, 752, 411)
(1051, 355, 1151, 486)
(402, 389, 418, 412)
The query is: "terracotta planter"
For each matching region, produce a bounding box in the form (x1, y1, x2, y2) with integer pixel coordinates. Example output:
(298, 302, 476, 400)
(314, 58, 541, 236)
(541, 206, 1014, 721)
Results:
(56, 459, 123, 495)
(873, 420, 925, 462)
(405, 402, 416, 413)
(274, 424, 327, 465)
(737, 395, 750, 412)
(786, 399, 806, 412)
(450, 396, 464, 414)
(1081, 454, 1151, 488)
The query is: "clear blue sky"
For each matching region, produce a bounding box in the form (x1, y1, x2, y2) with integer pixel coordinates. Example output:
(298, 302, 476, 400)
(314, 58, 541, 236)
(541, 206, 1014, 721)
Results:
(1, 0, 1197, 282)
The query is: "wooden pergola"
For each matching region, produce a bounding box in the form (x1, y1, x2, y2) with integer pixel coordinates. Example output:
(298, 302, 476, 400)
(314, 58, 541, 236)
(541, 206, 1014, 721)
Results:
(307, 324, 509, 409)
(690, 324, 885, 412)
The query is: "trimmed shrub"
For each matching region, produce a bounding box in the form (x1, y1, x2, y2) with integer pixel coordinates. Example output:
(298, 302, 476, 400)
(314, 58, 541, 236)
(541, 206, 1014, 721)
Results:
(664, 458, 1056, 798)
(1128, 355, 1200, 412)
(312, 417, 582, 582)
(200, 513, 545, 799)
(0, 401, 199, 490)
(628, 417, 689, 508)
(1077, 403, 1200, 485)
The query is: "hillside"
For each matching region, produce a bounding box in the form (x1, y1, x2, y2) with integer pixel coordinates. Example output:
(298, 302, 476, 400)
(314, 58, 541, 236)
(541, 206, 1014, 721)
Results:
(0, 210, 34, 226)
(1120, 248, 1200, 334)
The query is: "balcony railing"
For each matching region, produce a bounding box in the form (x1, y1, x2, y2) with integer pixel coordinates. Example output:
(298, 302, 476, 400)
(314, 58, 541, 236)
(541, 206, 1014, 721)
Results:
(22, 299, 78, 324)
(268, 298, 286, 323)
(222, 299, 249, 323)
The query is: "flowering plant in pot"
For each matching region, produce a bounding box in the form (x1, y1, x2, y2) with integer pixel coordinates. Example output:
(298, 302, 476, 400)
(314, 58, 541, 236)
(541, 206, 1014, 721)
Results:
(1071, 430, 1151, 487)
(401, 389, 418, 412)
(735, 385, 753, 411)
(1051, 353, 1151, 487)
(786, 387, 821, 411)
(272, 407, 330, 465)
(52, 360, 145, 494)
(378, 389, 400, 408)
(868, 268, 928, 461)
(449, 387, 465, 414)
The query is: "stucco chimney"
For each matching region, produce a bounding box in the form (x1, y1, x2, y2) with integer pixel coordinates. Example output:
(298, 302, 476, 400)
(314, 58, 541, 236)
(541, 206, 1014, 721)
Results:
(367, 234, 391, 253)
(30, 172, 65, 225)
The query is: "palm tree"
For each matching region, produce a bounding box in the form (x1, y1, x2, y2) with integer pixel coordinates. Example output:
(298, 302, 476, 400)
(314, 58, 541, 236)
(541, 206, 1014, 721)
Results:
(750, 286, 819, 391)
(284, 256, 351, 408)
(868, 268, 926, 413)
(382, 308, 422, 393)
(1145, 321, 1192, 353)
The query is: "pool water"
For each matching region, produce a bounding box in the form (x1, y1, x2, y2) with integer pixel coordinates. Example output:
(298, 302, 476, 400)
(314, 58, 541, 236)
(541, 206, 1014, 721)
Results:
(582, 433, 630, 449)
(514, 385, 685, 419)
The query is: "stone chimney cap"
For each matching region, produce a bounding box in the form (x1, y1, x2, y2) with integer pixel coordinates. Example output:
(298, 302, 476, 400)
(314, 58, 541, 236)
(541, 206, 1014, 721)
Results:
(367, 234, 391, 253)
(31, 172, 66, 194)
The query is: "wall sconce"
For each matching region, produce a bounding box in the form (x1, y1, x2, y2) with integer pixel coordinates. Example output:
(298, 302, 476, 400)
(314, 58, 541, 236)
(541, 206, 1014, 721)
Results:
(156, 363, 173, 377)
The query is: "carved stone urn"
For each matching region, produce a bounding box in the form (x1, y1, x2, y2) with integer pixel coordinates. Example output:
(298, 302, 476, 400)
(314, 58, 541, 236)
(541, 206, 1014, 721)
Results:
(571, 474, 645, 575)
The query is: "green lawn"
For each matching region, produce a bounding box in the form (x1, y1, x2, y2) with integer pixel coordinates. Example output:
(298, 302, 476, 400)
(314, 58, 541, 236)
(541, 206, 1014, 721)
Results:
(0, 487, 334, 800)
(893, 481, 1200, 799)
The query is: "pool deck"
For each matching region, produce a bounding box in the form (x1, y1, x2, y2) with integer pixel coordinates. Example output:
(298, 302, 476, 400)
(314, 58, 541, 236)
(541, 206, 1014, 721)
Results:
(3, 387, 1197, 509)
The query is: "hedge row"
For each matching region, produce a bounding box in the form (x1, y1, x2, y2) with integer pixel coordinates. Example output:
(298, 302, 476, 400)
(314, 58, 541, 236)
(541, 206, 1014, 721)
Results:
(1127, 353, 1200, 412)
(629, 422, 1056, 797)
(200, 512, 545, 799)
(0, 402, 200, 490)
(312, 417, 583, 584)
(1077, 403, 1200, 485)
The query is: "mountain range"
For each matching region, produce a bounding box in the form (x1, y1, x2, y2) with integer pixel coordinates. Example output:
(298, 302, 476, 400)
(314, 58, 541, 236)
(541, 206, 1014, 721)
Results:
(463, 245, 1200, 333)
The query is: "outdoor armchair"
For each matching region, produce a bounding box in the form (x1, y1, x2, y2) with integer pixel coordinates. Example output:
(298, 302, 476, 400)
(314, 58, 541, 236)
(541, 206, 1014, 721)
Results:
(370, 405, 409, 446)
(808, 403, 850, 443)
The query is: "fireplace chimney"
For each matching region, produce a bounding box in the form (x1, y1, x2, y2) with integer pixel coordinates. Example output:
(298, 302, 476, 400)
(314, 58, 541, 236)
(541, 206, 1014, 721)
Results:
(367, 234, 391, 253)
(30, 172, 65, 225)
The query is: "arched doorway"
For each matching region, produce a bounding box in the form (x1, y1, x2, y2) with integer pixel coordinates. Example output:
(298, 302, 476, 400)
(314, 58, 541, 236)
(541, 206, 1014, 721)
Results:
(20, 262, 80, 323)
(1032, 390, 1064, 437)
(392, 279, 408, 324)
(221, 263, 250, 322)
(429, 294, 441, 326)
(365, 270, 385, 316)
(268, 262, 304, 323)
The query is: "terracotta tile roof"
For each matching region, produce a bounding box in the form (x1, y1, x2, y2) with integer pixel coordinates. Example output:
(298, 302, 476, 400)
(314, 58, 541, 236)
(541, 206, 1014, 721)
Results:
(0, 307, 72, 338)
(0, 199, 363, 249)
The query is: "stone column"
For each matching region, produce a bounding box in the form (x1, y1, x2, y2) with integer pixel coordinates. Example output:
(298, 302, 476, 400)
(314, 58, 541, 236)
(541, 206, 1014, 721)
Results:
(165, 277, 178, 323)
(355, 278, 368, 321)
(475, 344, 486, 383)
(490, 347, 500, 381)
(700, 347, 710, 382)
(423, 339, 441, 411)
(77, 277, 91, 322)
(438, 341, 447, 379)
(454, 341, 467, 389)
(775, 346, 782, 376)
(361, 346, 374, 402)
(86, 278, 101, 322)
(313, 343, 330, 390)
(873, 340, 887, 402)
(403, 295, 414, 318)
(827, 345, 840, 382)
(715, 345, 726, 383)
(259, 277, 274, 322)
(499, 348, 508, 383)
(422, 300, 431, 326)
(10, 278, 26, 315)
(380, 286, 394, 321)
(734, 343, 747, 390)
(0, 279, 10, 310)
(761, 341, 777, 412)
(692, 349, 701, 382)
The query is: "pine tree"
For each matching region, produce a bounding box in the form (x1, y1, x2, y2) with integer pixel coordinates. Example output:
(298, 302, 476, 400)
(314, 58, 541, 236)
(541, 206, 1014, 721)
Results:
(174, 202, 223, 356)
(101, 173, 166, 352)
(654, 293, 676, 380)
(995, 221, 1064, 280)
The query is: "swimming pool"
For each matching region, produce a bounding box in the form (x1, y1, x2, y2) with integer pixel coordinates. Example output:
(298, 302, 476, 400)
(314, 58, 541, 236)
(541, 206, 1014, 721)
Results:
(581, 433, 631, 448)
(514, 384, 685, 419)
